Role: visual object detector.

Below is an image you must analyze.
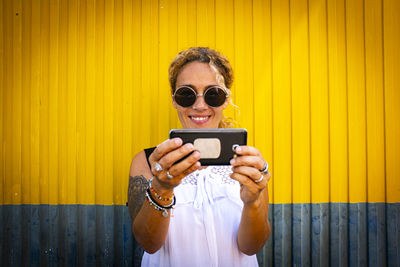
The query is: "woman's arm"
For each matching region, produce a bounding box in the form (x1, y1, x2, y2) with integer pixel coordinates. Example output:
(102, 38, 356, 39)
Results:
(128, 151, 173, 254)
(128, 139, 200, 253)
(230, 146, 272, 255)
(237, 185, 270, 255)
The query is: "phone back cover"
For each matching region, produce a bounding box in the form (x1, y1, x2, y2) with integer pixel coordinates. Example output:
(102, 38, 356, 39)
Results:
(169, 129, 247, 165)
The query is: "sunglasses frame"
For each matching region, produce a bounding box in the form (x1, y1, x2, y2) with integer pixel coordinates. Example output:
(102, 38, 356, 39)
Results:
(172, 85, 229, 108)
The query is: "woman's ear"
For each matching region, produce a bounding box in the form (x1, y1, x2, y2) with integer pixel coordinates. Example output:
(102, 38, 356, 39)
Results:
(172, 98, 178, 109)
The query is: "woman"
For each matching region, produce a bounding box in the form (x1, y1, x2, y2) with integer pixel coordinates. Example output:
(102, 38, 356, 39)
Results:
(128, 47, 271, 266)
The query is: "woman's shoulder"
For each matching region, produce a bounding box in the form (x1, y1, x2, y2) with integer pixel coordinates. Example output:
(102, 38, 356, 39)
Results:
(131, 150, 146, 163)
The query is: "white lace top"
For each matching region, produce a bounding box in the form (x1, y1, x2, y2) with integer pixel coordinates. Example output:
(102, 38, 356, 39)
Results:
(141, 166, 259, 267)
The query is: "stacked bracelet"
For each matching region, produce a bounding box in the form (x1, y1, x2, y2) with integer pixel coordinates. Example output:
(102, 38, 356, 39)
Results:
(149, 177, 174, 202)
(145, 188, 176, 217)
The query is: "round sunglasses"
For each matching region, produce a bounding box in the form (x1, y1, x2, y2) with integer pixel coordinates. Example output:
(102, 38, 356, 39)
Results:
(172, 86, 229, 108)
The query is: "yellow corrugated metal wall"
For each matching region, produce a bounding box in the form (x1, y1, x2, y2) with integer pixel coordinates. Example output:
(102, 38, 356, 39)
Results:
(2, 0, 400, 265)
(2, 0, 399, 206)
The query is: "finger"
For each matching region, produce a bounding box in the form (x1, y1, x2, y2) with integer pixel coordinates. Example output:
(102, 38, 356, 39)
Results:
(264, 172, 272, 183)
(230, 172, 256, 187)
(231, 169, 271, 187)
(149, 138, 183, 164)
(233, 145, 261, 156)
(230, 155, 265, 170)
(156, 160, 201, 189)
(232, 166, 261, 182)
(158, 143, 195, 169)
(177, 160, 201, 179)
(255, 172, 272, 186)
(168, 150, 201, 177)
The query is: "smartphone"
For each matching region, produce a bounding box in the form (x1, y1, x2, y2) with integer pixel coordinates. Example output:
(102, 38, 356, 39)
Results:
(169, 129, 247, 165)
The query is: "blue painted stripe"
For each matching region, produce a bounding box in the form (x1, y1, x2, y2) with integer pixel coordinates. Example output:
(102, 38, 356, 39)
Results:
(1, 203, 399, 266)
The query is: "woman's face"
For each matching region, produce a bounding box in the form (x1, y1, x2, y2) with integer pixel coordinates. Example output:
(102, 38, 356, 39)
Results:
(173, 61, 229, 129)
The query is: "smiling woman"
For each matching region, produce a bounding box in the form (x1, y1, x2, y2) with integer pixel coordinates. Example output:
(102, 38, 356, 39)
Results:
(127, 47, 271, 266)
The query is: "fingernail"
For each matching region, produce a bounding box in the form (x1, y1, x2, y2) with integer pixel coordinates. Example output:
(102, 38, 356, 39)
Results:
(230, 159, 235, 165)
(195, 162, 201, 168)
(193, 151, 200, 158)
(235, 146, 241, 152)
(232, 144, 239, 152)
(185, 143, 194, 150)
(175, 138, 182, 145)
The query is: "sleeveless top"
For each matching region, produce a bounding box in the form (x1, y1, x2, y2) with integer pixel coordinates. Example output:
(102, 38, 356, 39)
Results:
(141, 147, 259, 267)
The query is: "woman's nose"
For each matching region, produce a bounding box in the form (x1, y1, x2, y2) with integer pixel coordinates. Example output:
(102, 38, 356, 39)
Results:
(192, 95, 208, 110)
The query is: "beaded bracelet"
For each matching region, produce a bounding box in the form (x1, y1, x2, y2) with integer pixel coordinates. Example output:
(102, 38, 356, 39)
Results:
(149, 177, 174, 202)
(145, 188, 176, 217)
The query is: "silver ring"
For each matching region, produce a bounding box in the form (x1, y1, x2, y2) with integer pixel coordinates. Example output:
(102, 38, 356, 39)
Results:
(259, 162, 269, 175)
(166, 171, 174, 179)
(154, 162, 163, 172)
(254, 173, 264, 183)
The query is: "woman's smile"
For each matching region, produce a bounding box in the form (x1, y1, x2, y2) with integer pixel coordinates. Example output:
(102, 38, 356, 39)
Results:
(189, 115, 211, 124)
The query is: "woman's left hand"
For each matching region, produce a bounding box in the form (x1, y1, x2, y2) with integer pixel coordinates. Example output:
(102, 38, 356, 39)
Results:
(230, 146, 271, 204)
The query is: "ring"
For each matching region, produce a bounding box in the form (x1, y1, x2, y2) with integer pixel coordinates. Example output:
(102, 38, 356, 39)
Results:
(254, 173, 264, 183)
(166, 171, 174, 179)
(154, 162, 163, 172)
(259, 162, 269, 175)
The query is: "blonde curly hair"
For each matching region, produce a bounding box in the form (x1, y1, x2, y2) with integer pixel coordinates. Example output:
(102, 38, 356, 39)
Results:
(169, 47, 238, 128)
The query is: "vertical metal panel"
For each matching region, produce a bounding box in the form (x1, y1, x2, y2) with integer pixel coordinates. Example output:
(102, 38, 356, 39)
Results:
(368, 203, 387, 266)
(349, 204, 367, 266)
(252, 0, 273, 204)
(309, 0, 331, 208)
(271, 0, 293, 206)
(384, 0, 400, 204)
(273, 204, 292, 266)
(293, 204, 311, 266)
(234, 0, 255, 144)
(1, 0, 400, 266)
(365, 0, 386, 205)
(311, 203, 330, 266)
(327, 0, 349, 204)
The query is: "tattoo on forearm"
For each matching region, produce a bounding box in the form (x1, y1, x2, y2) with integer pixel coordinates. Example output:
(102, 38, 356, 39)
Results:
(128, 175, 149, 221)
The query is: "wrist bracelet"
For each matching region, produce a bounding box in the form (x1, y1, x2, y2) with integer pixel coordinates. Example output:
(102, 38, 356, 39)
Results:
(145, 188, 176, 217)
(149, 177, 174, 202)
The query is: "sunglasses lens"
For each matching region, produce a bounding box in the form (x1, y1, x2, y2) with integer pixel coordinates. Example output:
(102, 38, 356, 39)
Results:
(174, 87, 196, 107)
(204, 87, 227, 107)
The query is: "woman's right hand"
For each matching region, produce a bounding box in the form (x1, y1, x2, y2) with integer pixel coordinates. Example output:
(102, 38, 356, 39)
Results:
(148, 138, 201, 194)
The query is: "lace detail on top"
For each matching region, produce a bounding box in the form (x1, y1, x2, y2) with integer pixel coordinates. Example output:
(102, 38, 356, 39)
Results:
(180, 165, 236, 186)
(209, 165, 237, 185)
(180, 171, 201, 185)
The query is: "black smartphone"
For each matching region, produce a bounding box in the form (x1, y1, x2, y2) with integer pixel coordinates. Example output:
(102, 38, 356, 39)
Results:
(169, 129, 247, 165)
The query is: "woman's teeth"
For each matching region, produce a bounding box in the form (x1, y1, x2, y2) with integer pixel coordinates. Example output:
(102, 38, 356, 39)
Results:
(191, 116, 208, 121)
